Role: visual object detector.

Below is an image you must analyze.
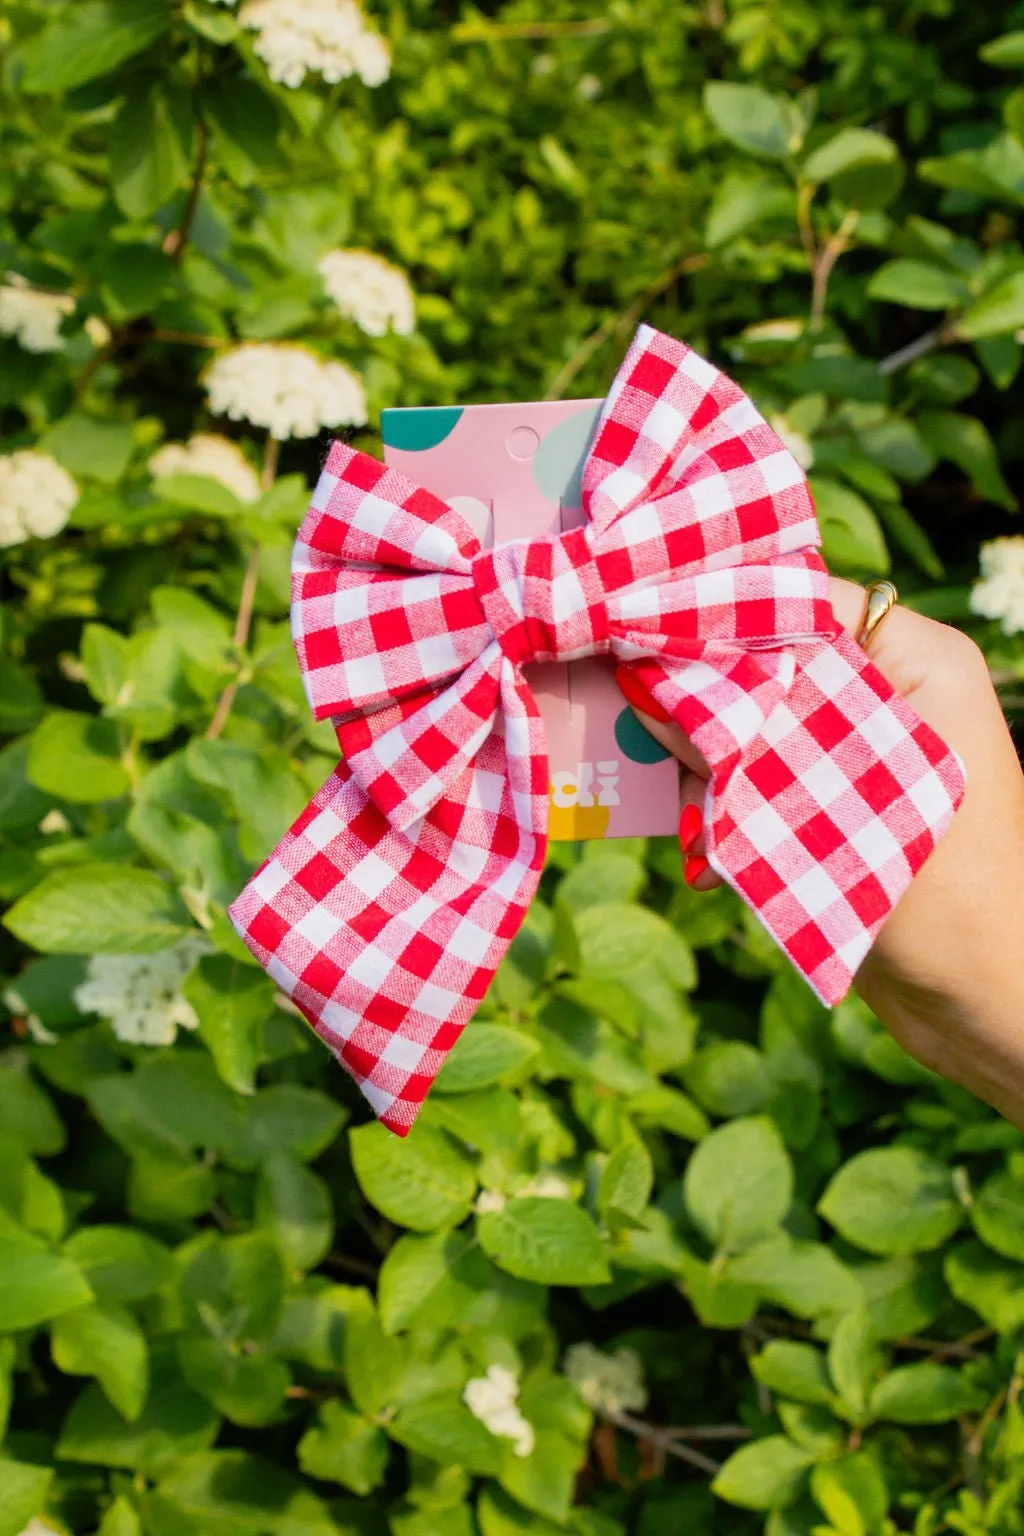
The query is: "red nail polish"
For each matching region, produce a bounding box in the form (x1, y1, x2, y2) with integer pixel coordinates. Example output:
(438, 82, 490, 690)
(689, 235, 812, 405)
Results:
(679, 803, 702, 852)
(614, 665, 672, 724)
(685, 854, 710, 887)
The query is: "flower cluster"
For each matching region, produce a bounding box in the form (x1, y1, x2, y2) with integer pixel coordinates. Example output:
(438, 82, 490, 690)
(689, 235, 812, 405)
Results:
(0, 451, 78, 548)
(318, 250, 415, 337)
(238, 0, 390, 90)
(73, 936, 210, 1047)
(204, 343, 367, 440)
(564, 1343, 648, 1416)
(149, 433, 262, 503)
(0, 275, 74, 353)
(463, 1366, 534, 1457)
(969, 536, 1024, 636)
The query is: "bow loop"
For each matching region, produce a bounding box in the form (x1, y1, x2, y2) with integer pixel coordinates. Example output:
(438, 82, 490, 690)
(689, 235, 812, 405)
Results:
(231, 325, 966, 1138)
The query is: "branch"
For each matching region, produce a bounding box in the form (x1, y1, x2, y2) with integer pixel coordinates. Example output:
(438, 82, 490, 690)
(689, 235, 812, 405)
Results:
(877, 320, 961, 376)
(810, 210, 859, 332)
(544, 252, 710, 400)
(601, 1408, 726, 1476)
(205, 436, 278, 742)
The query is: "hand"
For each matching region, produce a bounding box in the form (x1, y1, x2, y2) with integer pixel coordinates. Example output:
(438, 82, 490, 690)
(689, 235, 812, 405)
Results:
(620, 579, 1024, 1126)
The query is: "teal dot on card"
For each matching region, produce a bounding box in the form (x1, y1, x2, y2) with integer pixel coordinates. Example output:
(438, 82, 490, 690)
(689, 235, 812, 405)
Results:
(615, 706, 673, 764)
(381, 407, 464, 451)
(532, 405, 601, 509)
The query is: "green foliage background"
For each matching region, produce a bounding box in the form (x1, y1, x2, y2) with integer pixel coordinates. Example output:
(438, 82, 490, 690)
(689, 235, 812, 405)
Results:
(3, 1, 1024, 1533)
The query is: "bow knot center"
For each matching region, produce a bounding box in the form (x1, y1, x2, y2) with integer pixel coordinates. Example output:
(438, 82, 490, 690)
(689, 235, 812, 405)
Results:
(471, 525, 611, 667)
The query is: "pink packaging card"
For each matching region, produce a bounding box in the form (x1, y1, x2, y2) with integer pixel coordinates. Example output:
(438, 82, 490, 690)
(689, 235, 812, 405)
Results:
(381, 399, 681, 840)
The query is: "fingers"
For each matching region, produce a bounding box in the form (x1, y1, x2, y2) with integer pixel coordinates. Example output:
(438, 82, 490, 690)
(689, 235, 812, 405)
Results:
(680, 771, 722, 890)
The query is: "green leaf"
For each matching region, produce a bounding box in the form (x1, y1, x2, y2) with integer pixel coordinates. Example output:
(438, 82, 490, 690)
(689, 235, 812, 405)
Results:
(202, 78, 286, 186)
(180, 1233, 285, 1343)
(182, 956, 275, 1095)
(704, 83, 806, 160)
(150, 1450, 341, 1536)
(350, 1121, 476, 1232)
(57, 1349, 219, 1472)
(867, 260, 970, 310)
(110, 82, 194, 218)
(598, 1139, 653, 1223)
(26, 711, 130, 802)
(975, 333, 1022, 389)
(297, 1399, 388, 1495)
(176, 1335, 290, 1427)
(128, 1150, 216, 1224)
(811, 1453, 888, 1536)
(945, 1240, 1024, 1332)
(818, 1146, 961, 1255)
(827, 1309, 884, 1422)
(706, 173, 795, 247)
(478, 1198, 610, 1285)
(959, 271, 1024, 338)
(917, 410, 1015, 510)
(101, 244, 176, 319)
(62, 1225, 173, 1303)
(803, 127, 897, 183)
(151, 474, 246, 519)
(0, 1065, 65, 1155)
(390, 1393, 502, 1476)
(870, 1363, 984, 1424)
(969, 1169, 1024, 1262)
(684, 1040, 774, 1116)
(727, 1234, 862, 1319)
(6, 863, 191, 954)
(920, 134, 1024, 206)
(435, 1023, 540, 1094)
(0, 659, 43, 734)
(571, 904, 674, 977)
(0, 1236, 93, 1330)
(344, 1294, 408, 1418)
(980, 31, 1024, 66)
(51, 1301, 148, 1420)
(809, 477, 889, 576)
(15, 0, 173, 93)
(40, 415, 132, 485)
(0, 1460, 53, 1536)
(97, 1497, 143, 1536)
(255, 1152, 333, 1272)
(712, 1435, 814, 1511)
(683, 1116, 793, 1253)
(752, 1341, 834, 1405)
(228, 1084, 346, 1170)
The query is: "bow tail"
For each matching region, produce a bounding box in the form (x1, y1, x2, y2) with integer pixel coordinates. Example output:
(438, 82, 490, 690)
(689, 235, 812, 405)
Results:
(704, 632, 964, 1004)
(227, 659, 548, 1136)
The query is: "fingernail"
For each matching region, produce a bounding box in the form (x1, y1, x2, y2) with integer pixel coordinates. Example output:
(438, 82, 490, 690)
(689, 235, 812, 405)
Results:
(679, 803, 702, 852)
(685, 854, 710, 887)
(614, 664, 672, 723)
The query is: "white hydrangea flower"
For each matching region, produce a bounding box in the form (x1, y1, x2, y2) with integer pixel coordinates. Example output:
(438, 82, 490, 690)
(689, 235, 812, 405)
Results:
(317, 250, 415, 337)
(84, 316, 112, 348)
(520, 1173, 573, 1200)
(0, 451, 78, 548)
(204, 343, 368, 440)
(38, 809, 71, 835)
(238, 0, 390, 89)
(1, 984, 57, 1045)
(463, 1366, 534, 1457)
(564, 1343, 648, 1416)
(73, 936, 210, 1047)
(0, 276, 74, 353)
(149, 433, 261, 504)
(576, 74, 602, 100)
(969, 536, 1024, 636)
(474, 1189, 506, 1215)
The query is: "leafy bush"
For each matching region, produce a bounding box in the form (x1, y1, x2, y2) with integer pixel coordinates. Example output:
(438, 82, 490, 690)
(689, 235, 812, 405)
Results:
(2, 2, 1024, 1533)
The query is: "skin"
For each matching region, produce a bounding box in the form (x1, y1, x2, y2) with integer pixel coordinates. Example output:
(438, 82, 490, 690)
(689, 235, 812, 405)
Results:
(630, 577, 1024, 1126)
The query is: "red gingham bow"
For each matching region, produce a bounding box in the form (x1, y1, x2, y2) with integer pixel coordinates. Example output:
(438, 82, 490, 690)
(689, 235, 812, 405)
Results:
(229, 325, 965, 1135)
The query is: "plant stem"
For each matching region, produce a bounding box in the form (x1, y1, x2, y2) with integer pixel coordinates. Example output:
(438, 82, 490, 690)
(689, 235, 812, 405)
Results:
(165, 118, 209, 265)
(877, 321, 960, 376)
(810, 210, 859, 332)
(205, 436, 277, 742)
(545, 252, 710, 400)
(602, 1408, 724, 1476)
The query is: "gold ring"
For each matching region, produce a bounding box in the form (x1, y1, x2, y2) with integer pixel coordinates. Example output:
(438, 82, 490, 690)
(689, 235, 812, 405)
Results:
(856, 580, 899, 649)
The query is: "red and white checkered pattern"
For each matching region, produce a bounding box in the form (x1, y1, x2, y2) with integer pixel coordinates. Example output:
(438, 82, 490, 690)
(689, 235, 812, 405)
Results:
(229, 324, 965, 1135)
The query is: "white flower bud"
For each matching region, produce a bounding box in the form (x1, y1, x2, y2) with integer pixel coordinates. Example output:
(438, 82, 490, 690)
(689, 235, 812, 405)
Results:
(564, 1343, 648, 1415)
(0, 451, 78, 548)
(318, 250, 415, 337)
(970, 536, 1024, 636)
(150, 433, 261, 503)
(204, 343, 368, 440)
(463, 1366, 535, 1457)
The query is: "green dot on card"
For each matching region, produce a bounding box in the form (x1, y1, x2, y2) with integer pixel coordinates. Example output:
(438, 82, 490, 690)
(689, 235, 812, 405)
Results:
(614, 706, 673, 764)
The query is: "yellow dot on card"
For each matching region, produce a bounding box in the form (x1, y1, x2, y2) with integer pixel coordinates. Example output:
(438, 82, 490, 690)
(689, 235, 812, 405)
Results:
(547, 792, 611, 841)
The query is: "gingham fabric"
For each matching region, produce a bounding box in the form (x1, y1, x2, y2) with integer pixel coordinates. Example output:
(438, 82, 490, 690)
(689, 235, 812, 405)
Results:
(229, 324, 966, 1135)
